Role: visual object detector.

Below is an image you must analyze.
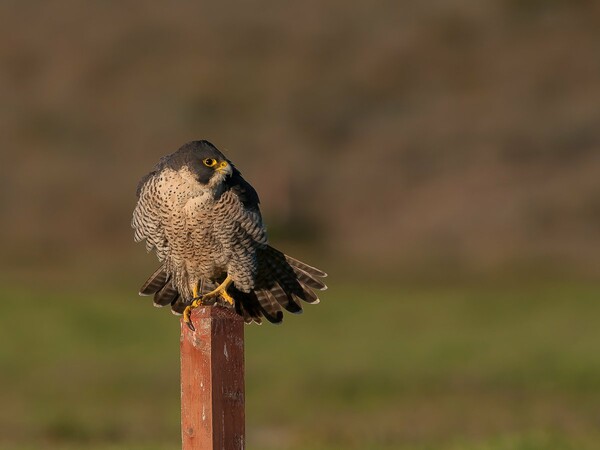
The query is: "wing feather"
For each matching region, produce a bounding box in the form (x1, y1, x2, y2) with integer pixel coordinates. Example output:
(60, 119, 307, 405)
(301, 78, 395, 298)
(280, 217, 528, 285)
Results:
(132, 171, 170, 259)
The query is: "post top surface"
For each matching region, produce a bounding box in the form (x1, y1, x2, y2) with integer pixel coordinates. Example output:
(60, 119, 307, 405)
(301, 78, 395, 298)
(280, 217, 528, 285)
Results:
(190, 304, 243, 321)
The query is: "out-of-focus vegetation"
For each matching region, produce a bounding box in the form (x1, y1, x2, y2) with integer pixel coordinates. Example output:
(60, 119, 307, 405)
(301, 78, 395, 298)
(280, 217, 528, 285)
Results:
(1, 281, 600, 449)
(1, 0, 599, 449)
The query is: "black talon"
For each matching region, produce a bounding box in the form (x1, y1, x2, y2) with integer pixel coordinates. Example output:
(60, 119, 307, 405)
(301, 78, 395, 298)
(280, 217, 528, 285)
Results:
(187, 320, 195, 332)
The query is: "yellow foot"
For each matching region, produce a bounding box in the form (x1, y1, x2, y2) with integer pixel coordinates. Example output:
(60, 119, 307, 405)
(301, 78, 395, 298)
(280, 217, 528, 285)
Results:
(183, 298, 202, 332)
(219, 289, 235, 306)
(183, 304, 195, 331)
(183, 284, 205, 331)
(183, 276, 234, 331)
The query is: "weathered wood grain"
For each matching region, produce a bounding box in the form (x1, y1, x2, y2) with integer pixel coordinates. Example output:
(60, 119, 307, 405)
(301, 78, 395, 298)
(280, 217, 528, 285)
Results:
(180, 306, 245, 450)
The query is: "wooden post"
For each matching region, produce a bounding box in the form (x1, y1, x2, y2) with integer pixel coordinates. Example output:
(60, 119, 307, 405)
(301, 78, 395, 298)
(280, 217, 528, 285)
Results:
(180, 306, 245, 450)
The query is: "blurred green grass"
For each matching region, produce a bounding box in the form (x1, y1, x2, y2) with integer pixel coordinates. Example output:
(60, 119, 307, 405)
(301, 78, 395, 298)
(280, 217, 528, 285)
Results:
(1, 280, 600, 449)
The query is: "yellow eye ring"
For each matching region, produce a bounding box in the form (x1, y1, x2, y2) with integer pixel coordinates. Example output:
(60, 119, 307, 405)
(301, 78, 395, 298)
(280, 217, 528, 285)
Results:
(203, 158, 217, 167)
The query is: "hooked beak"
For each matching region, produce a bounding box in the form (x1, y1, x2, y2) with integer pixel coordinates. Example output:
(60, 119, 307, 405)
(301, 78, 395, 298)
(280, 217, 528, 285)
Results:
(216, 160, 233, 177)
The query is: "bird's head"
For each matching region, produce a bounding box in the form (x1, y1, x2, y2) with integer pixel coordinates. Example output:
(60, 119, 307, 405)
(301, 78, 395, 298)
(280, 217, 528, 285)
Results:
(174, 140, 234, 190)
(194, 151, 233, 188)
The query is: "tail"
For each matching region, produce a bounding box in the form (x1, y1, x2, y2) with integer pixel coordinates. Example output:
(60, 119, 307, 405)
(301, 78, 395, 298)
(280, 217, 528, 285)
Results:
(243, 246, 327, 324)
(138, 265, 182, 311)
(138, 246, 327, 324)
(139, 266, 213, 315)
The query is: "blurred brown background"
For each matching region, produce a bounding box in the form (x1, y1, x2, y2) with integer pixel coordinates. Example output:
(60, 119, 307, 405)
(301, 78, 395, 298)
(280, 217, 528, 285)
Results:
(1, 1, 600, 449)
(1, 0, 599, 279)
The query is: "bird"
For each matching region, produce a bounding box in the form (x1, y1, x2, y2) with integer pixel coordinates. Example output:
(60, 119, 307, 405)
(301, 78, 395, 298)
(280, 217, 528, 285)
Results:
(132, 140, 327, 330)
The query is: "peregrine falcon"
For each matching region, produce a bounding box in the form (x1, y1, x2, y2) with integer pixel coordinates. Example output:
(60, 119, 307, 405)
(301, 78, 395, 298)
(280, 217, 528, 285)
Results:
(132, 140, 327, 329)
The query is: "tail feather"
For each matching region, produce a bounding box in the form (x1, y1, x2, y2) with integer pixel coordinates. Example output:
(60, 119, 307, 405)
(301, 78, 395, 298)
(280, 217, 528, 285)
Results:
(260, 251, 307, 313)
(293, 267, 327, 291)
(139, 266, 169, 296)
(264, 246, 327, 291)
(255, 290, 283, 324)
(171, 295, 188, 315)
(297, 280, 320, 304)
(270, 281, 303, 314)
(239, 308, 253, 324)
(283, 252, 327, 278)
(234, 296, 263, 325)
(138, 250, 325, 325)
(154, 282, 178, 307)
(139, 266, 186, 312)
(232, 288, 263, 324)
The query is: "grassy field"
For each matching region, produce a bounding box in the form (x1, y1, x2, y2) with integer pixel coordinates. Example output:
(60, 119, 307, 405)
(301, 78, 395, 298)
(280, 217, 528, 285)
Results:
(1, 279, 600, 449)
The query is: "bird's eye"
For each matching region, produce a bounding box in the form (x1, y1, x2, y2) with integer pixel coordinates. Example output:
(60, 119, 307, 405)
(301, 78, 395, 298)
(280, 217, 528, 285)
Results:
(203, 158, 217, 167)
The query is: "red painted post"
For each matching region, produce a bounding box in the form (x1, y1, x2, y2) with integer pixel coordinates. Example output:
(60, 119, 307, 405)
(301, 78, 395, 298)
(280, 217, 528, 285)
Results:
(180, 306, 245, 450)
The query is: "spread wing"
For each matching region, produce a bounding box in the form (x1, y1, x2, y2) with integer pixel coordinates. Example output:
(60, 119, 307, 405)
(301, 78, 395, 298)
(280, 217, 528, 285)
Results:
(224, 169, 327, 324)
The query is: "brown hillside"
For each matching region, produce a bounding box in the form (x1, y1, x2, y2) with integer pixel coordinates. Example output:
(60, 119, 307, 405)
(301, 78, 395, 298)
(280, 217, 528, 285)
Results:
(1, 0, 599, 276)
